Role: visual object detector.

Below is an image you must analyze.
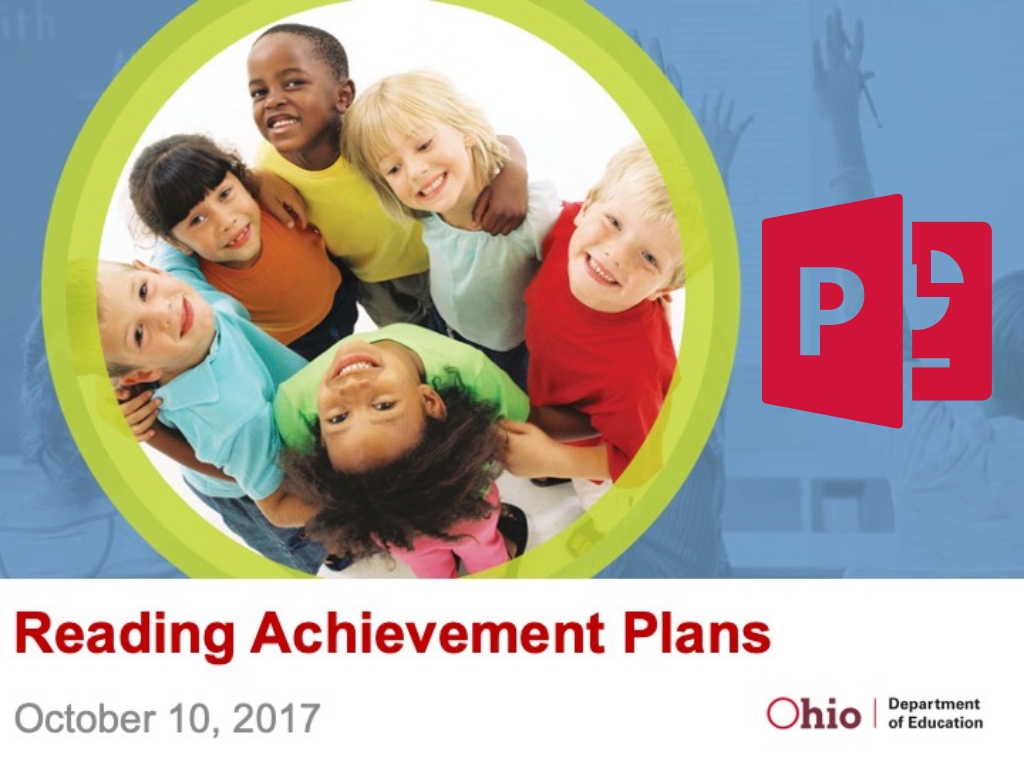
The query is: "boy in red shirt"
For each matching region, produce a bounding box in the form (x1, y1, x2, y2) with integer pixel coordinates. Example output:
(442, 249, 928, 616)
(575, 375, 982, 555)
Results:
(505, 141, 686, 484)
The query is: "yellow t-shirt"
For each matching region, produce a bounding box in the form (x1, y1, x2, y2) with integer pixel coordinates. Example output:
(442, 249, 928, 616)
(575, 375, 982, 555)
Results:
(256, 142, 429, 283)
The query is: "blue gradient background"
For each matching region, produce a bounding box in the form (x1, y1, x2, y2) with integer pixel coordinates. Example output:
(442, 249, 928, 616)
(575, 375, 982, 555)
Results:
(2, 0, 1020, 578)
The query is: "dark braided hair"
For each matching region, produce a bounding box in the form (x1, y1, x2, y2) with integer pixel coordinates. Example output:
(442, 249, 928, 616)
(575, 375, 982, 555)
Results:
(281, 381, 505, 561)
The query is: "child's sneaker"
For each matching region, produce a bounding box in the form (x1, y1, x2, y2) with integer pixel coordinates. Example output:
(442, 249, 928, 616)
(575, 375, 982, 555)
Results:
(497, 503, 529, 558)
(323, 553, 352, 571)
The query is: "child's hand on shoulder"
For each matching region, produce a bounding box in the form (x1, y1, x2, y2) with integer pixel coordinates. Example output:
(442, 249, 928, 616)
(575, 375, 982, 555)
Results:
(115, 385, 162, 443)
(498, 419, 560, 478)
(252, 169, 309, 229)
(474, 156, 528, 236)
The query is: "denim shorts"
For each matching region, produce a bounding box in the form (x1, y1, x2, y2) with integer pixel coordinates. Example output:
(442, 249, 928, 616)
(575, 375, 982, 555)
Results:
(185, 481, 326, 574)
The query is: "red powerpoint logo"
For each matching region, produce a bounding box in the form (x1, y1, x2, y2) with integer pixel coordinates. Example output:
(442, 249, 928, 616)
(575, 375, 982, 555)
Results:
(762, 195, 991, 428)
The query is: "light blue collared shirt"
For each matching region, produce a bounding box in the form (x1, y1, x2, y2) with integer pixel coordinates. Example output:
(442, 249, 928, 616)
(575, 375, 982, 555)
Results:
(423, 179, 561, 351)
(155, 303, 305, 499)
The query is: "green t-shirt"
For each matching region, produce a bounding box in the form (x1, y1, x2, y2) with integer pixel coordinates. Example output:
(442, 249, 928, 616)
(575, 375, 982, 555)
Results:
(274, 324, 530, 451)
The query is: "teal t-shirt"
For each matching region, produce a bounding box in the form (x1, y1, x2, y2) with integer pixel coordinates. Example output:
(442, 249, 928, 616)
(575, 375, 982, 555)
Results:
(274, 324, 529, 451)
(155, 306, 306, 499)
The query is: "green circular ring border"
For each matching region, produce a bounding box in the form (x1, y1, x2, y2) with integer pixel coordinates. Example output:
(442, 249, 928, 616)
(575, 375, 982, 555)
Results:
(43, 0, 739, 578)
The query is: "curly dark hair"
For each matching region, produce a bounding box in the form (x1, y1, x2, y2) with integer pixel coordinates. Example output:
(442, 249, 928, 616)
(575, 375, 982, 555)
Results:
(129, 134, 260, 240)
(255, 23, 349, 81)
(281, 382, 505, 562)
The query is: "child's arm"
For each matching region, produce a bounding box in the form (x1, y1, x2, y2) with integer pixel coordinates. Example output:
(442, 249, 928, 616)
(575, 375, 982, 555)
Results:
(500, 420, 612, 480)
(696, 93, 753, 192)
(527, 405, 596, 442)
(117, 387, 232, 481)
(147, 425, 234, 482)
(473, 136, 529, 236)
(251, 168, 309, 229)
(254, 485, 320, 528)
(813, 9, 876, 204)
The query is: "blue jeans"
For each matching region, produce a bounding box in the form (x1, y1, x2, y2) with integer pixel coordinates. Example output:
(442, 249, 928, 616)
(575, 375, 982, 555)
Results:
(186, 481, 326, 574)
(426, 306, 529, 392)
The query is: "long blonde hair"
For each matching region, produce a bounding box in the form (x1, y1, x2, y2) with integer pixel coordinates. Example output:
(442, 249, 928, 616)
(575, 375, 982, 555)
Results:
(343, 70, 510, 220)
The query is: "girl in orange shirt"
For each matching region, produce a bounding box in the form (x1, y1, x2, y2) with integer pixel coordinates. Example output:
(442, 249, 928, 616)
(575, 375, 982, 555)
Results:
(129, 133, 358, 361)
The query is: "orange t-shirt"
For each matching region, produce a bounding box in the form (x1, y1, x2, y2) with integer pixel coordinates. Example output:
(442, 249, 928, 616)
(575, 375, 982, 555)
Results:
(200, 207, 341, 345)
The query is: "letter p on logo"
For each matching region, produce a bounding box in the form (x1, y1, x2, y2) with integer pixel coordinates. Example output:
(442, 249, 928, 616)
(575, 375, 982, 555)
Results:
(763, 195, 903, 427)
(799, 268, 865, 356)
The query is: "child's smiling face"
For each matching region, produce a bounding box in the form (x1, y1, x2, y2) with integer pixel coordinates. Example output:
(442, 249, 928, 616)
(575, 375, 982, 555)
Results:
(168, 173, 262, 267)
(376, 122, 477, 217)
(317, 339, 446, 472)
(566, 195, 681, 314)
(247, 32, 353, 169)
(98, 263, 216, 384)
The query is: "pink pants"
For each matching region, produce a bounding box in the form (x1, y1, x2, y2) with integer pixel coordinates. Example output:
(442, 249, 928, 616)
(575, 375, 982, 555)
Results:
(387, 485, 506, 578)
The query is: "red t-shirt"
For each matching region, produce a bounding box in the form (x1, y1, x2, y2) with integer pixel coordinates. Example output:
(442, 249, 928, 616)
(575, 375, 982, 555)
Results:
(524, 203, 677, 479)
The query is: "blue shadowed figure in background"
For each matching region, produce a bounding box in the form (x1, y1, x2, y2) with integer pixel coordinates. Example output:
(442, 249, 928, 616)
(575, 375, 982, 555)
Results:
(812, 9, 1024, 574)
(0, 311, 183, 578)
